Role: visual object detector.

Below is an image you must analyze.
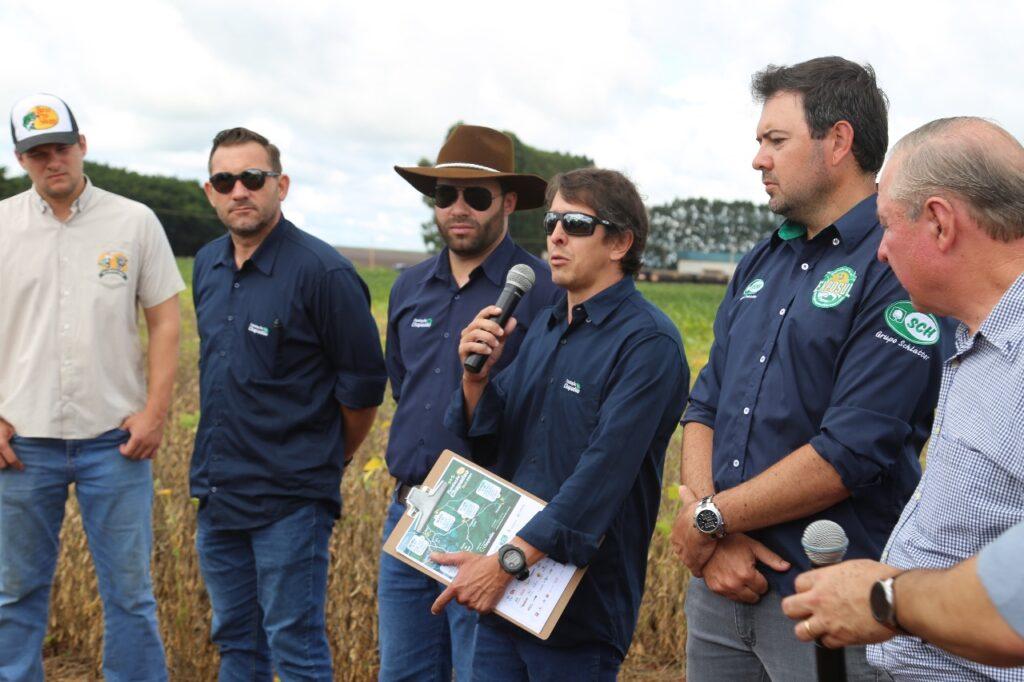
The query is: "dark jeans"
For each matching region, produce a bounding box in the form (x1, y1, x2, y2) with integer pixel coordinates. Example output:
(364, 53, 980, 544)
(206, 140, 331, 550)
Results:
(471, 619, 622, 681)
(197, 502, 335, 681)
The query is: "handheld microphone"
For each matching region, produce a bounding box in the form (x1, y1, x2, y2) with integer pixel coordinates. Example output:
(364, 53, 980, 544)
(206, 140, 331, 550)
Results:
(463, 264, 536, 374)
(802, 520, 849, 682)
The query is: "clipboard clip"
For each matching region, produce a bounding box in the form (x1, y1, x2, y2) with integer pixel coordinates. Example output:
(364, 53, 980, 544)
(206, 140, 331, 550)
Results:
(404, 481, 448, 533)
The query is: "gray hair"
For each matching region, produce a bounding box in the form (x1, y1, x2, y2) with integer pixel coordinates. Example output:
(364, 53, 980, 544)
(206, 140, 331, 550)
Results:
(887, 117, 1024, 242)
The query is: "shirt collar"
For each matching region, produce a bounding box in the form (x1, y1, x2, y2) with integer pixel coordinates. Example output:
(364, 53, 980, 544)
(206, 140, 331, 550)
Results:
(771, 193, 879, 253)
(33, 175, 96, 218)
(958, 271, 1024, 358)
(212, 214, 291, 275)
(420, 232, 517, 287)
(548, 276, 636, 328)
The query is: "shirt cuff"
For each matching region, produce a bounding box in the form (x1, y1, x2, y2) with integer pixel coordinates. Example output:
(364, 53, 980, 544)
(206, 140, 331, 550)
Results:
(810, 406, 911, 490)
(681, 399, 716, 428)
(978, 523, 1024, 638)
(518, 509, 601, 566)
(334, 373, 386, 409)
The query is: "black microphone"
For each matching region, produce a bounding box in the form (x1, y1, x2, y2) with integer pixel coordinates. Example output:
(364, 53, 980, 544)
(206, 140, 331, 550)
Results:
(802, 520, 850, 682)
(463, 264, 536, 374)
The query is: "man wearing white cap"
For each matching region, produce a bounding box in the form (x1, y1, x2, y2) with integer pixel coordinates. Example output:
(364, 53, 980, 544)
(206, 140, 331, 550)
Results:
(0, 93, 182, 680)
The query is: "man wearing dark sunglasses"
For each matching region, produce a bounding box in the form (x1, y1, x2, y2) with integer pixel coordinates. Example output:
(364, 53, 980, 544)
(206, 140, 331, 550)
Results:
(436, 168, 689, 680)
(380, 124, 558, 681)
(191, 127, 387, 680)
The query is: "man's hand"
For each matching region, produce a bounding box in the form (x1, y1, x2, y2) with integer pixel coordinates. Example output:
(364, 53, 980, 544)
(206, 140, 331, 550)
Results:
(458, 306, 518, 382)
(0, 417, 23, 471)
(430, 551, 513, 615)
(670, 484, 717, 576)
(118, 409, 167, 460)
(781, 559, 902, 649)
(702, 532, 790, 603)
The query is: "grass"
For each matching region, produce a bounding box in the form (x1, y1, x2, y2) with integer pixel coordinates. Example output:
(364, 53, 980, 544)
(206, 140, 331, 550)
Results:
(41, 260, 725, 680)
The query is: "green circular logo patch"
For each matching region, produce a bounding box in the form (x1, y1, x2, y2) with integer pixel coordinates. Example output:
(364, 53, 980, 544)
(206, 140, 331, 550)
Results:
(742, 278, 765, 298)
(885, 301, 940, 346)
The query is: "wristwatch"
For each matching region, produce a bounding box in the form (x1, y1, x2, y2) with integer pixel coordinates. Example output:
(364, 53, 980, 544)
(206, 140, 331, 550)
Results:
(498, 544, 530, 581)
(870, 575, 905, 631)
(693, 495, 727, 538)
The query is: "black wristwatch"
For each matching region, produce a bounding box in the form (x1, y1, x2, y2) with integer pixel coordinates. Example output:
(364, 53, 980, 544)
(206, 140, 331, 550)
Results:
(693, 495, 727, 538)
(498, 544, 530, 581)
(870, 574, 906, 631)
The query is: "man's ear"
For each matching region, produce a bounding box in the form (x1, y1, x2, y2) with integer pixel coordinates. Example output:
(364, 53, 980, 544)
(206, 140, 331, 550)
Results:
(922, 195, 957, 253)
(827, 120, 855, 168)
(503, 190, 517, 216)
(608, 229, 634, 264)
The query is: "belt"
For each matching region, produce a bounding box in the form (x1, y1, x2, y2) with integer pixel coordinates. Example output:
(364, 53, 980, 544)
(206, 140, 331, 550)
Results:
(395, 480, 415, 504)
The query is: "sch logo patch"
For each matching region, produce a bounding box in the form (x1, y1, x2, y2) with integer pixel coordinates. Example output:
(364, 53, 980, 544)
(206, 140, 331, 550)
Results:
(97, 251, 128, 281)
(742, 278, 764, 299)
(23, 105, 59, 131)
(811, 266, 857, 309)
(885, 301, 940, 346)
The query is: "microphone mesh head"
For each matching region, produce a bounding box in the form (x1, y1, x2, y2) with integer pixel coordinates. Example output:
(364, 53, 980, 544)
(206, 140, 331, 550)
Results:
(506, 264, 536, 292)
(802, 520, 849, 566)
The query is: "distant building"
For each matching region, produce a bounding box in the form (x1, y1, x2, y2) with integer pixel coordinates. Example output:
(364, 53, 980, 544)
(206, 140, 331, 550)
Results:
(335, 246, 431, 270)
(674, 250, 739, 283)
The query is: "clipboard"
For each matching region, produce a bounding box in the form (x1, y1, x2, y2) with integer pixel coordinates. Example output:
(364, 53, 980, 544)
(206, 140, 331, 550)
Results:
(383, 450, 587, 640)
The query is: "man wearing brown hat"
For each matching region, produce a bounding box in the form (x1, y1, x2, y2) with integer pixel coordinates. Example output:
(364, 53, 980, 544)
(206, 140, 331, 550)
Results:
(379, 124, 558, 681)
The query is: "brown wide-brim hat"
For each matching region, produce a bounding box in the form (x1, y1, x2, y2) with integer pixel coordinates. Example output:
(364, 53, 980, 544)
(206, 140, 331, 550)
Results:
(395, 124, 548, 211)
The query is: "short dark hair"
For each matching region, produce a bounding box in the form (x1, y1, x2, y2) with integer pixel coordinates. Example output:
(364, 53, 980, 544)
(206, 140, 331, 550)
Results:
(208, 127, 282, 173)
(752, 56, 889, 174)
(545, 168, 648, 277)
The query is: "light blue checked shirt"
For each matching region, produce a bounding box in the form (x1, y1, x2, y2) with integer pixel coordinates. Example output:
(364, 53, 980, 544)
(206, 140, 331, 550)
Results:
(868, 273, 1024, 681)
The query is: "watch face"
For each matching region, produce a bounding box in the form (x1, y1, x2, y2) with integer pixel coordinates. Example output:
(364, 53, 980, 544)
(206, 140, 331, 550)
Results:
(502, 549, 524, 572)
(870, 580, 891, 623)
(696, 509, 719, 533)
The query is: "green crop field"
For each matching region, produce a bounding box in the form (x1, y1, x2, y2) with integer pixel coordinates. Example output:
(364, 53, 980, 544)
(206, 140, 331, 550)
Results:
(43, 259, 725, 681)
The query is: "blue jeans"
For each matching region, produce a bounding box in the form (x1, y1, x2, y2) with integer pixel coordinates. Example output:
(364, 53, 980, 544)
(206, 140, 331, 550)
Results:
(377, 498, 478, 681)
(0, 429, 166, 682)
(471, 619, 622, 681)
(685, 577, 892, 682)
(196, 501, 335, 682)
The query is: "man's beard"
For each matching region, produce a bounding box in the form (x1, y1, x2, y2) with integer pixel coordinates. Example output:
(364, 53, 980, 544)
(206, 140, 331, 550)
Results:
(438, 209, 504, 257)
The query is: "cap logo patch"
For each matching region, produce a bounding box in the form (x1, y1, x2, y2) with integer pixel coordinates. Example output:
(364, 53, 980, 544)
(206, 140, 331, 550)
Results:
(97, 251, 129, 281)
(811, 266, 857, 309)
(23, 105, 59, 131)
(885, 300, 940, 346)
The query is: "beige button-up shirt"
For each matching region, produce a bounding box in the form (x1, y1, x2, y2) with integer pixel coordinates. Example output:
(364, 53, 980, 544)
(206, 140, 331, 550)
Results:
(0, 180, 186, 438)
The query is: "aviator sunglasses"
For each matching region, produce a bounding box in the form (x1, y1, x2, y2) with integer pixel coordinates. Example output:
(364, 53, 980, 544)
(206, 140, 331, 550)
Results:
(543, 211, 617, 237)
(209, 169, 281, 194)
(433, 185, 499, 212)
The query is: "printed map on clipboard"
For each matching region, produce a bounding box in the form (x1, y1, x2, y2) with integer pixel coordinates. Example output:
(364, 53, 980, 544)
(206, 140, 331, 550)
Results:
(383, 450, 586, 640)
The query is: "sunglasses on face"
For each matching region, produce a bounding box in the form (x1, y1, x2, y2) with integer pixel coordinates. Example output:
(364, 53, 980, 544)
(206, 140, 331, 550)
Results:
(543, 211, 616, 237)
(433, 185, 498, 212)
(209, 169, 281, 194)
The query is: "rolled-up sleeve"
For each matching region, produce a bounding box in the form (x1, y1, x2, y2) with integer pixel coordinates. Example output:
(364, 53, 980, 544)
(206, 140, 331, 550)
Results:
(809, 272, 943, 490)
(517, 334, 689, 566)
(316, 267, 387, 409)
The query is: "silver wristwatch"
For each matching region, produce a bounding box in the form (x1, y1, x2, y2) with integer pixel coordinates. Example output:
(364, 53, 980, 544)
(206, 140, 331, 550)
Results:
(693, 495, 727, 538)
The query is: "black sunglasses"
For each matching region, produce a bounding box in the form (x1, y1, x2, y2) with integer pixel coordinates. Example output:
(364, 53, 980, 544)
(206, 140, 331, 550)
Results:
(209, 169, 281, 194)
(543, 211, 616, 237)
(433, 185, 499, 212)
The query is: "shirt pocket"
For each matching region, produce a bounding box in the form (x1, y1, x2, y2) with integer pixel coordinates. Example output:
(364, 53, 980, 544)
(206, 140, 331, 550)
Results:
(87, 240, 137, 321)
(548, 378, 602, 469)
(239, 315, 283, 379)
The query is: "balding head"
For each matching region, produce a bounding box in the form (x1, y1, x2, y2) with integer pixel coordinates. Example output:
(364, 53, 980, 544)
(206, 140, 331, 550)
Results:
(885, 117, 1024, 242)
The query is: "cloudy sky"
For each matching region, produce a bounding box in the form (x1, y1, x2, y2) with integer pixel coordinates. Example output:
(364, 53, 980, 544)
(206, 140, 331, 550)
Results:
(2, 0, 1021, 251)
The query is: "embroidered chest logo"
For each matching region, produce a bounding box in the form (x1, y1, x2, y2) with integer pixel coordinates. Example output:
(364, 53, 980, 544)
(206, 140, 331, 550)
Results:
(23, 105, 59, 131)
(884, 301, 940, 346)
(411, 317, 433, 329)
(97, 251, 129, 281)
(742, 278, 765, 299)
(811, 266, 856, 309)
(562, 379, 581, 394)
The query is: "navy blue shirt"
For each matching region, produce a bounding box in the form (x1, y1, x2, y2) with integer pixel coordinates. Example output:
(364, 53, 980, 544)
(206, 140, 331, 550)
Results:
(191, 216, 387, 530)
(684, 194, 949, 595)
(446, 277, 689, 655)
(385, 234, 558, 485)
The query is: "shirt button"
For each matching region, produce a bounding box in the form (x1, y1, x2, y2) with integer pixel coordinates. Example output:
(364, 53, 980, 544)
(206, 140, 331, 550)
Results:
(63, 324, 70, 330)
(227, 315, 234, 321)
(233, 282, 240, 289)
(801, 263, 809, 271)
(219, 350, 226, 357)
(732, 459, 740, 468)
(443, 332, 450, 338)
(759, 355, 766, 363)
(779, 308, 786, 316)
(914, 491, 922, 500)
(560, 339, 567, 345)
(434, 367, 441, 374)
(832, 238, 840, 246)
(540, 416, 546, 423)
(425, 403, 432, 410)
(211, 486, 218, 493)
(743, 407, 750, 415)
(454, 294, 460, 300)
(548, 378, 554, 384)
